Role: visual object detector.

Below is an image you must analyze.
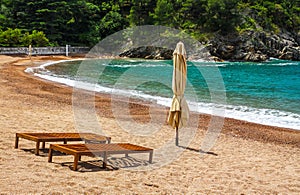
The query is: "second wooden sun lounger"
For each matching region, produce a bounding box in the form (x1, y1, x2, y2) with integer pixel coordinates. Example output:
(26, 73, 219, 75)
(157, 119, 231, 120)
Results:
(15, 133, 111, 155)
(48, 143, 153, 171)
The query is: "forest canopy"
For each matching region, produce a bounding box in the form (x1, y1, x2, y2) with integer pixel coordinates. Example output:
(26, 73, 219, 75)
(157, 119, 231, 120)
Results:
(0, 0, 299, 47)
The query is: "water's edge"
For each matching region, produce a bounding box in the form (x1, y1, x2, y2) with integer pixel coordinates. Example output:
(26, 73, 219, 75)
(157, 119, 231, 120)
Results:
(25, 59, 300, 131)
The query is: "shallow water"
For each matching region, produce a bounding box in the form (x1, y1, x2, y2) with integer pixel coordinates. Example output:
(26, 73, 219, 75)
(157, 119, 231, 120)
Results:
(27, 58, 300, 130)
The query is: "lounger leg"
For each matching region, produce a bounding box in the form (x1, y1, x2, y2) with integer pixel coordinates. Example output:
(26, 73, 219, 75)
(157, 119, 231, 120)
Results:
(48, 148, 53, 162)
(15, 135, 19, 149)
(103, 152, 107, 168)
(74, 154, 79, 171)
(149, 151, 153, 163)
(64, 140, 67, 144)
(35, 141, 40, 155)
(125, 153, 129, 158)
(42, 142, 46, 149)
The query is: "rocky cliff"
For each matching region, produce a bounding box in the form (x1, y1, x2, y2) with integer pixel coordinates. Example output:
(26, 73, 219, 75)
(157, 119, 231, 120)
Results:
(119, 46, 173, 60)
(208, 30, 300, 62)
(119, 30, 300, 62)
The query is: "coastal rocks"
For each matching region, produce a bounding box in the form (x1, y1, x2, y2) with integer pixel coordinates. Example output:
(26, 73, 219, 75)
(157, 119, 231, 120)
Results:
(208, 31, 269, 62)
(119, 46, 173, 60)
(207, 30, 300, 61)
(243, 51, 267, 62)
(279, 46, 300, 61)
(256, 31, 300, 61)
(118, 45, 218, 61)
(119, 30, 300, 62)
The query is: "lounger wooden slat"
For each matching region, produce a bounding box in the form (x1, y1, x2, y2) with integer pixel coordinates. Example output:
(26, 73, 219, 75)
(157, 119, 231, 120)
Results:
(48, 143, 153, 171)
(15, 133, 111, 155)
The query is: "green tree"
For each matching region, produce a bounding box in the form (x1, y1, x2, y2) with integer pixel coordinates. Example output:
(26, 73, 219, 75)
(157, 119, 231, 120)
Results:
(20, 30, 50, 46)
(151, 0, 175, 27)
(179, 0, 207, 31)
(0, 0, 299, 46)
(30, 30, 50, 46)
(0, 28, 22, 46)
(0, 0, 12, 28)
(63, 1, 102, 46)
(20, 32, 32, 46)
(205, 0, 241, 34)
(128, 0, 156, 25)
(7, 0, 102, 46)
(0, 28, 50, 46)
(99, 11, 129, 38)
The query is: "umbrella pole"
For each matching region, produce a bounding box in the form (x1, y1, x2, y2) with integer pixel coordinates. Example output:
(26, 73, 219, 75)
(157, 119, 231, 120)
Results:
(176, 127, 179, 146)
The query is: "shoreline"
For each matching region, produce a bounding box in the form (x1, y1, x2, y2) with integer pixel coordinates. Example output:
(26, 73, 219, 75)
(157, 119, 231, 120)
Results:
(2, 55, 300, 147)
(27, 56, 300, 132)
(20, 55, 300, 147)
(1, 55, 299, 193)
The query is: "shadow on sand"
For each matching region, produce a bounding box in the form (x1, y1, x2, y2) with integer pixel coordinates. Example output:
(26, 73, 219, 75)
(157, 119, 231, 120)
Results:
(178, 145, 218, 156)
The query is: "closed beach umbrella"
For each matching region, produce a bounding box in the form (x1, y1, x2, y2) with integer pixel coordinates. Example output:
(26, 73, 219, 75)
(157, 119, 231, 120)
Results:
(167, 41, 189, 146)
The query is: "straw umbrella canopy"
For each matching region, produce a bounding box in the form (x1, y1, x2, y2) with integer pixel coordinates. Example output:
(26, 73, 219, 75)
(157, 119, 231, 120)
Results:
(167, 41, 189, 146)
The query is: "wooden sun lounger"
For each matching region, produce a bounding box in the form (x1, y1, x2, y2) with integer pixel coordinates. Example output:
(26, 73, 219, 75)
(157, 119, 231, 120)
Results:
(15, 133, 111, 155)
(48, 143, 153, 171)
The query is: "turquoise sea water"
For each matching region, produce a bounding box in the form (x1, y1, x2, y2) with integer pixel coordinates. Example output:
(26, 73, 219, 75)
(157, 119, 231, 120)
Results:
(27, 58, 300, 130)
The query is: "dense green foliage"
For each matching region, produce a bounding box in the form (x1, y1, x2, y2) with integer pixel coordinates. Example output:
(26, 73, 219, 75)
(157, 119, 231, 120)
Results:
(0, 28, 49, 46)
(0, 0, 299, 46)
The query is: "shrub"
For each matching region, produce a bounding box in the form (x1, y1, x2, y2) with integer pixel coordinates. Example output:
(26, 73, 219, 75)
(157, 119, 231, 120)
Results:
(30, 30, 50, 46)
(0, 28, 50, 46)
(0, 28, 22, 46)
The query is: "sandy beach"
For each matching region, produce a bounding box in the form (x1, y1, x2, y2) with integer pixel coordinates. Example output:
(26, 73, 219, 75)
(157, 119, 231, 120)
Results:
(0, 55, 299, 194)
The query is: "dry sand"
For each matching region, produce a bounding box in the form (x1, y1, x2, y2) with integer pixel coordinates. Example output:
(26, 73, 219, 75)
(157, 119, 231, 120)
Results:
(0, 55, 299, 194)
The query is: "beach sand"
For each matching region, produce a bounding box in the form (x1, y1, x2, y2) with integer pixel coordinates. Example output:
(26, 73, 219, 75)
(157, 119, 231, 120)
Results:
(0, 55, 299, 194)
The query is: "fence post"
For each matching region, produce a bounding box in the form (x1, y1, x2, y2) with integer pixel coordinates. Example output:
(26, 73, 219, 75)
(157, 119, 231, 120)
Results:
(28, 45, 32, 57)
(66, 44, 69, 56)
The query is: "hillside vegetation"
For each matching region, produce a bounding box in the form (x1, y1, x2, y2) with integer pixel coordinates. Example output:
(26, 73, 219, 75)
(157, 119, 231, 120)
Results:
(0, 0, 299, 61)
